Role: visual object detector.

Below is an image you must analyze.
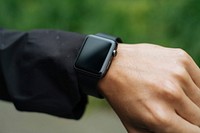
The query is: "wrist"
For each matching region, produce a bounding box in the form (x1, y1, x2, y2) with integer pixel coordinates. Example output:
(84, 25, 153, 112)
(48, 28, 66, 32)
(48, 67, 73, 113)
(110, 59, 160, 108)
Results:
(98, 44, 130, 99)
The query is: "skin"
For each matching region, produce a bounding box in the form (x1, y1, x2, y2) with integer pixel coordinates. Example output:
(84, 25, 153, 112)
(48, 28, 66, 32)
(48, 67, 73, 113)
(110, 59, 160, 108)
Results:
(98, 44, 200, 133)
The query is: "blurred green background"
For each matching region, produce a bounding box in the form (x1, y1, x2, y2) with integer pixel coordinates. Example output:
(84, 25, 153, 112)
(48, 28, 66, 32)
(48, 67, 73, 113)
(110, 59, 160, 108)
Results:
(0, 0, 200, 65)
(0, 0, 200, 132)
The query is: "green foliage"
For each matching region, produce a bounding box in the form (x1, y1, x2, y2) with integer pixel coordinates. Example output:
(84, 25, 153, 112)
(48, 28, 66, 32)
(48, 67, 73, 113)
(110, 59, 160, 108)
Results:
(0, 0, 199, 64)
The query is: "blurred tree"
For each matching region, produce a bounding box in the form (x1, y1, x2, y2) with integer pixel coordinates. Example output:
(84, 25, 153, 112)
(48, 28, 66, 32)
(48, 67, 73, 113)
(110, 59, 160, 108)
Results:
(166, 0, 200, 64)
(0, 0, 199, 65)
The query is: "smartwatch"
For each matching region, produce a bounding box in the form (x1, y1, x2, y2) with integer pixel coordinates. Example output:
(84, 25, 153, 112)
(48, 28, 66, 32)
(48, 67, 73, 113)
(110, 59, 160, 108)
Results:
(74, 33, 122, 98)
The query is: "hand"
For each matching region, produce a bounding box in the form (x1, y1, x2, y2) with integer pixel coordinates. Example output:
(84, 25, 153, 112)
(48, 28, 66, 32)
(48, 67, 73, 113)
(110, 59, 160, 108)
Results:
(98, 44, 200, 133)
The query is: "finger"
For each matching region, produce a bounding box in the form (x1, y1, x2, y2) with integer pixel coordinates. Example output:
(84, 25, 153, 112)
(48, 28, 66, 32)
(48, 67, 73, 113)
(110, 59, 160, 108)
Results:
(178, 70, 200, 107)
(171, 59, 200, 107)
(185, 55, 200, 88)
(150, 108, 200, 133)
(174, 91, 200, 126)
(170, 113, 200, 133)
(183, 76, 200, 107)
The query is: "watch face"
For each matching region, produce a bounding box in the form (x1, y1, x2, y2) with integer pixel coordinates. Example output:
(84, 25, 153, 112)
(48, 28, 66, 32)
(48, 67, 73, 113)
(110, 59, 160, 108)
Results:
(75, 35, 117, 77)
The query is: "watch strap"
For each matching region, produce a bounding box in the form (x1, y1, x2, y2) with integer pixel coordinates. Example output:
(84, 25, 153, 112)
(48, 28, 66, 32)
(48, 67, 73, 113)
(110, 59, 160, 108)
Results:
(96, 33, 123, 43)
(77, 72, 103, 98)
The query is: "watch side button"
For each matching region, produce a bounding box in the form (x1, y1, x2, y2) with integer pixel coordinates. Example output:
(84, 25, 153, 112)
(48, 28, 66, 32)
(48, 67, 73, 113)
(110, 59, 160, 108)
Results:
(112, 50, 117, 57)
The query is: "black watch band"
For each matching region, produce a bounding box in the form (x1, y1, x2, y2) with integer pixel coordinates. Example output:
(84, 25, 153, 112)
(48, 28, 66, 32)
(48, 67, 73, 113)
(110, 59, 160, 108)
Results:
(77, 69, 103, 98)
(76, 33, 122, 98)
(96, 33, 123, 44)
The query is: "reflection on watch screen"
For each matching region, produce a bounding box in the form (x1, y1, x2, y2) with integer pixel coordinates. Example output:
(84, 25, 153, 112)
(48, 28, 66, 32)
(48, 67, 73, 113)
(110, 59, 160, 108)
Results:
(76, 37, 111, 74)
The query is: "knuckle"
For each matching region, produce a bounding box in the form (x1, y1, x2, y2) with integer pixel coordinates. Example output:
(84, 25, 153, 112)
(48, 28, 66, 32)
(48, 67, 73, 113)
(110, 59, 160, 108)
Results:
(147, 79, 183, 101)
(147, 109, 172, 131)
(161, 80, 183, 101)
(175, 48, 191, 66)
(172, 66, 188, 84)
(154, 115, 170, 127)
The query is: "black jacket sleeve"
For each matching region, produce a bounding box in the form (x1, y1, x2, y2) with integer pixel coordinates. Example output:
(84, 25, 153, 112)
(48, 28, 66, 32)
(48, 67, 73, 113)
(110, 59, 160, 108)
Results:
(0, 29, 88, 119)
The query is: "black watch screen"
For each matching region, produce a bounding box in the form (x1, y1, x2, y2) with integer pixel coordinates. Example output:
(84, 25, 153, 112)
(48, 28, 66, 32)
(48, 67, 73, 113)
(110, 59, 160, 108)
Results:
(75, 35, 118, 77)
